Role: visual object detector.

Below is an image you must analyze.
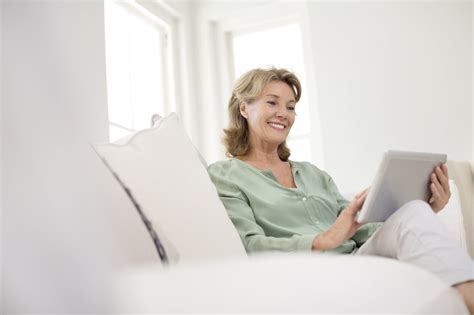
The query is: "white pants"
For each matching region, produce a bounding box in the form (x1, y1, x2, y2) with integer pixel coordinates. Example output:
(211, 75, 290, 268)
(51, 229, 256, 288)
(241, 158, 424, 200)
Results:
(354, 200, 474, 286)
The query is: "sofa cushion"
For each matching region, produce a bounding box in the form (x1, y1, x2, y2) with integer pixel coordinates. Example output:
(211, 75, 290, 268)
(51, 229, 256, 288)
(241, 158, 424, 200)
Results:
(93, 113, 247, 264)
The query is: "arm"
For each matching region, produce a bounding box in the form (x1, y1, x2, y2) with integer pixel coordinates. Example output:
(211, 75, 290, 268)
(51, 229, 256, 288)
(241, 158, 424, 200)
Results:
(321, 169, 382, 248)
(312, 191, 368, 250)
(208, 164, 318, 253)
(218, 182, 317, 253)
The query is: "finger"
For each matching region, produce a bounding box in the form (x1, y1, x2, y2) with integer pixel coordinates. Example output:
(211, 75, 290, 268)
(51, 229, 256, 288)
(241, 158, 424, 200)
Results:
(431, 176, 446, 196)
(431, 172, 440, 185)
(358, 190, 369, 204)
(347, 197, 363, 214)
(435, 166, 449, 189)
(431, 172, 443, 193)
(442, 164, 449, 178)
(355, 187, 369, 199)
(354, 222, 363, 230)
(362, 188, 370, 198)
(345, 198, 358, 214)
(354, 193, 368, 211)
(430, 182, 440, 203)
(440, 164, 451, 195)
(435, 170, 451, 198)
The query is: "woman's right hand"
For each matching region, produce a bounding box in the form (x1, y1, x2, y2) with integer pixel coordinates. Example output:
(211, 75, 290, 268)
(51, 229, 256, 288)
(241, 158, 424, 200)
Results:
(312, 189, 369, 251)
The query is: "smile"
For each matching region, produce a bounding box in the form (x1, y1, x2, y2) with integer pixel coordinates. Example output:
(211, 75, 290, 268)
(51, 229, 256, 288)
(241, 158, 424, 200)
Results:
(268, 122, 286, 130)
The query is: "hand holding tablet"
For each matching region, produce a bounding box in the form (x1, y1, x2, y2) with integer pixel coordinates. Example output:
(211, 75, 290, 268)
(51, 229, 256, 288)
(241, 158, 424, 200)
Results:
(428, 164, 451, 213)
(356, 150, 447, 224)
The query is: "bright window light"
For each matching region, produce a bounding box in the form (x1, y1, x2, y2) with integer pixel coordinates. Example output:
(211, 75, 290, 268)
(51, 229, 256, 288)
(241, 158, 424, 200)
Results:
(232, 23, 312, 160)
(104, 1, 169, 141)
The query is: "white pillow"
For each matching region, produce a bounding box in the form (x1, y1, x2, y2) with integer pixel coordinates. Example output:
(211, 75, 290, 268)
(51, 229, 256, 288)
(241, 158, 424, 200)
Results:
(93, 113, 247, 265)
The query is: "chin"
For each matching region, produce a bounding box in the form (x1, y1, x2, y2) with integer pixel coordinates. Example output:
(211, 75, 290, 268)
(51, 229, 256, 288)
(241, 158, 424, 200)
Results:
(271, 138, 288, 146)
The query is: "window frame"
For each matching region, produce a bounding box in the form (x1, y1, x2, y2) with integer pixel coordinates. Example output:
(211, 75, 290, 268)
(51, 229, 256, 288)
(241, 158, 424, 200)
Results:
(200, 1, 325, 166)
(104, 0, 184, 138)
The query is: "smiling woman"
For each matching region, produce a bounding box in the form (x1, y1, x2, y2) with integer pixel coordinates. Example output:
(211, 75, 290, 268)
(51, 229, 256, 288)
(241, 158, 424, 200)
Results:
(240, 81, 297, 158)
(230, 23, 314, 163)
(222, 68, 301, 162)
(207, 67, 474, 313)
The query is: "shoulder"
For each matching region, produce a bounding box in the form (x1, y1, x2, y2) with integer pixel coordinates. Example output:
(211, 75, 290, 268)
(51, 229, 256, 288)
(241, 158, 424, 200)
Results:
(208, 159, 236, 177)
(207, 159, 248, 198)
(207, 158, 244, 184)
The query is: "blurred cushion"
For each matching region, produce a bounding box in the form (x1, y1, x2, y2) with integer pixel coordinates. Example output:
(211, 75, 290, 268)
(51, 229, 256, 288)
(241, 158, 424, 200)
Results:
(113, 253, 467, 313)
(93, 113, 246, 265)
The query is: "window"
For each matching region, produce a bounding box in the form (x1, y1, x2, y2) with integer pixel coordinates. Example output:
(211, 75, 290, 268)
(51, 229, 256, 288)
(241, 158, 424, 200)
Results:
(104, 0, 174, 141)
(231, 23, 312, 161)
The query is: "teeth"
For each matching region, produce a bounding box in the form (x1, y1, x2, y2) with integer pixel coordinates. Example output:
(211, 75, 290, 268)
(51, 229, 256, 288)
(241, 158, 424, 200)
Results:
(268, 122, 285, 129)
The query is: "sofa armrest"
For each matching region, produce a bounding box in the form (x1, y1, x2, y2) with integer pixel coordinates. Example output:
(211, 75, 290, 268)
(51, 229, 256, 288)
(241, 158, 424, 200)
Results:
(447, 160, 474, 258)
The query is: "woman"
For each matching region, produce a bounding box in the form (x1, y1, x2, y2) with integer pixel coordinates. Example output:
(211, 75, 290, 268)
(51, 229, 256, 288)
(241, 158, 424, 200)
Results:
(208, 67, 473, 311)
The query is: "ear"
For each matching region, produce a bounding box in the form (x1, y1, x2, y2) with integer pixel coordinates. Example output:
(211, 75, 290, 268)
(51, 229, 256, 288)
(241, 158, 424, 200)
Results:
(239, 101, 248, 119)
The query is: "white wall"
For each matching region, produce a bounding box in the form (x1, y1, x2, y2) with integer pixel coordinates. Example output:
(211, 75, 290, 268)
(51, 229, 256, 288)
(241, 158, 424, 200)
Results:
(2, 1, 160, 312)
(0, 0, 3, 308)
(170, 1, 472, 193)
(307, 1, 472, 192)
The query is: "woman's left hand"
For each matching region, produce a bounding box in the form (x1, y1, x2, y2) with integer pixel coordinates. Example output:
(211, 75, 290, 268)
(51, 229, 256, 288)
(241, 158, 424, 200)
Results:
(429, 164, 451, 213)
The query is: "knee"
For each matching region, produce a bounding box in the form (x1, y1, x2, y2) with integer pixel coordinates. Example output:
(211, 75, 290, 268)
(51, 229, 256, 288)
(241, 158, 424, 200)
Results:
(389, 200, 434, 225)
(402, 200, 432, 214)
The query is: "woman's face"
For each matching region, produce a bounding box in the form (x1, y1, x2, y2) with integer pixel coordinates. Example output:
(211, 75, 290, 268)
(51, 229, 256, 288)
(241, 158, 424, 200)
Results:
(240, 80, 296, 148)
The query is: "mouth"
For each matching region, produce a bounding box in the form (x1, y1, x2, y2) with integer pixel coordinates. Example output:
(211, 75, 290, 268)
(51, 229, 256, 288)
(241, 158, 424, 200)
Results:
(267, 122, 287, 130)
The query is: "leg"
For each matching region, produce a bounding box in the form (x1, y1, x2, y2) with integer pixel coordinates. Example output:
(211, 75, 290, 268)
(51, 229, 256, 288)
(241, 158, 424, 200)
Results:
(356, 200, 473, 310)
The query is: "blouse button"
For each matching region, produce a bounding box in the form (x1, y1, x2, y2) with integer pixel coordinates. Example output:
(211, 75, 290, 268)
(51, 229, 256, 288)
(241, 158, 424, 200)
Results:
(302, 197, 307, 201)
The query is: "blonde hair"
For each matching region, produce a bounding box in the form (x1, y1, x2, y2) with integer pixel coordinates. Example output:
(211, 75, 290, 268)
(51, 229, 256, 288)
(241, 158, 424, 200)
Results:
(222, 67, 302, 161)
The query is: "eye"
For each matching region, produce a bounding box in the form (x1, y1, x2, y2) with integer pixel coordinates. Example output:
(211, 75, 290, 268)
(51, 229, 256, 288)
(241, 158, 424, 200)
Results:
(287, 106, 295, 111)
(267, 101, 276, 105)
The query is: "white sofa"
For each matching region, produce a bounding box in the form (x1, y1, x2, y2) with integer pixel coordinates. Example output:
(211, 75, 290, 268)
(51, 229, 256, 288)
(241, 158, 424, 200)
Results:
(88, 113, 472, 313)
(4, 114, 472, 313)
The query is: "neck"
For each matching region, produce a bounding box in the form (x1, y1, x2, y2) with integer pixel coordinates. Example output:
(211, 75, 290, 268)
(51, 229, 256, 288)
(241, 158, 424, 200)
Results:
(240, 140, 283, 165)
(238, 133, 286, 165)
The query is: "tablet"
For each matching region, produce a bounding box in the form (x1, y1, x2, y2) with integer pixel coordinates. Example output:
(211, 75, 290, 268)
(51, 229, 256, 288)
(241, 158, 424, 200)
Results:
(356, 150, 447, 224)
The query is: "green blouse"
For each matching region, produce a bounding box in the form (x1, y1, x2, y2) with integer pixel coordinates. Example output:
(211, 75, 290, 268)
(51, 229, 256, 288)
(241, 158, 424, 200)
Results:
(208, 158, 380, 254)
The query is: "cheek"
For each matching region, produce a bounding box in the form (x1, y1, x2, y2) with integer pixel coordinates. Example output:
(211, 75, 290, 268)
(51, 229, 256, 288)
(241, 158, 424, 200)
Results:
(288, 115, 296, 128)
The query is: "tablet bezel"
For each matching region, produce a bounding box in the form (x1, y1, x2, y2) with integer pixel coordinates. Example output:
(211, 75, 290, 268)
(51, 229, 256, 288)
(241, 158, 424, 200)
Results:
(356, 150, 447, 224)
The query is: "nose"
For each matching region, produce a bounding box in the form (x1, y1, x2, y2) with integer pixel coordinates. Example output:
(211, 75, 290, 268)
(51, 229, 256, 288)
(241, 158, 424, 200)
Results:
(276, 109, 287, 119)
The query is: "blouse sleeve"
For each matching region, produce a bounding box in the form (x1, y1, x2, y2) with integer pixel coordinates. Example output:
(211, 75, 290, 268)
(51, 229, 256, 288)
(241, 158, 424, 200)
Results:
(321, 170, 350, 215)
(208, 165, 317, 253)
